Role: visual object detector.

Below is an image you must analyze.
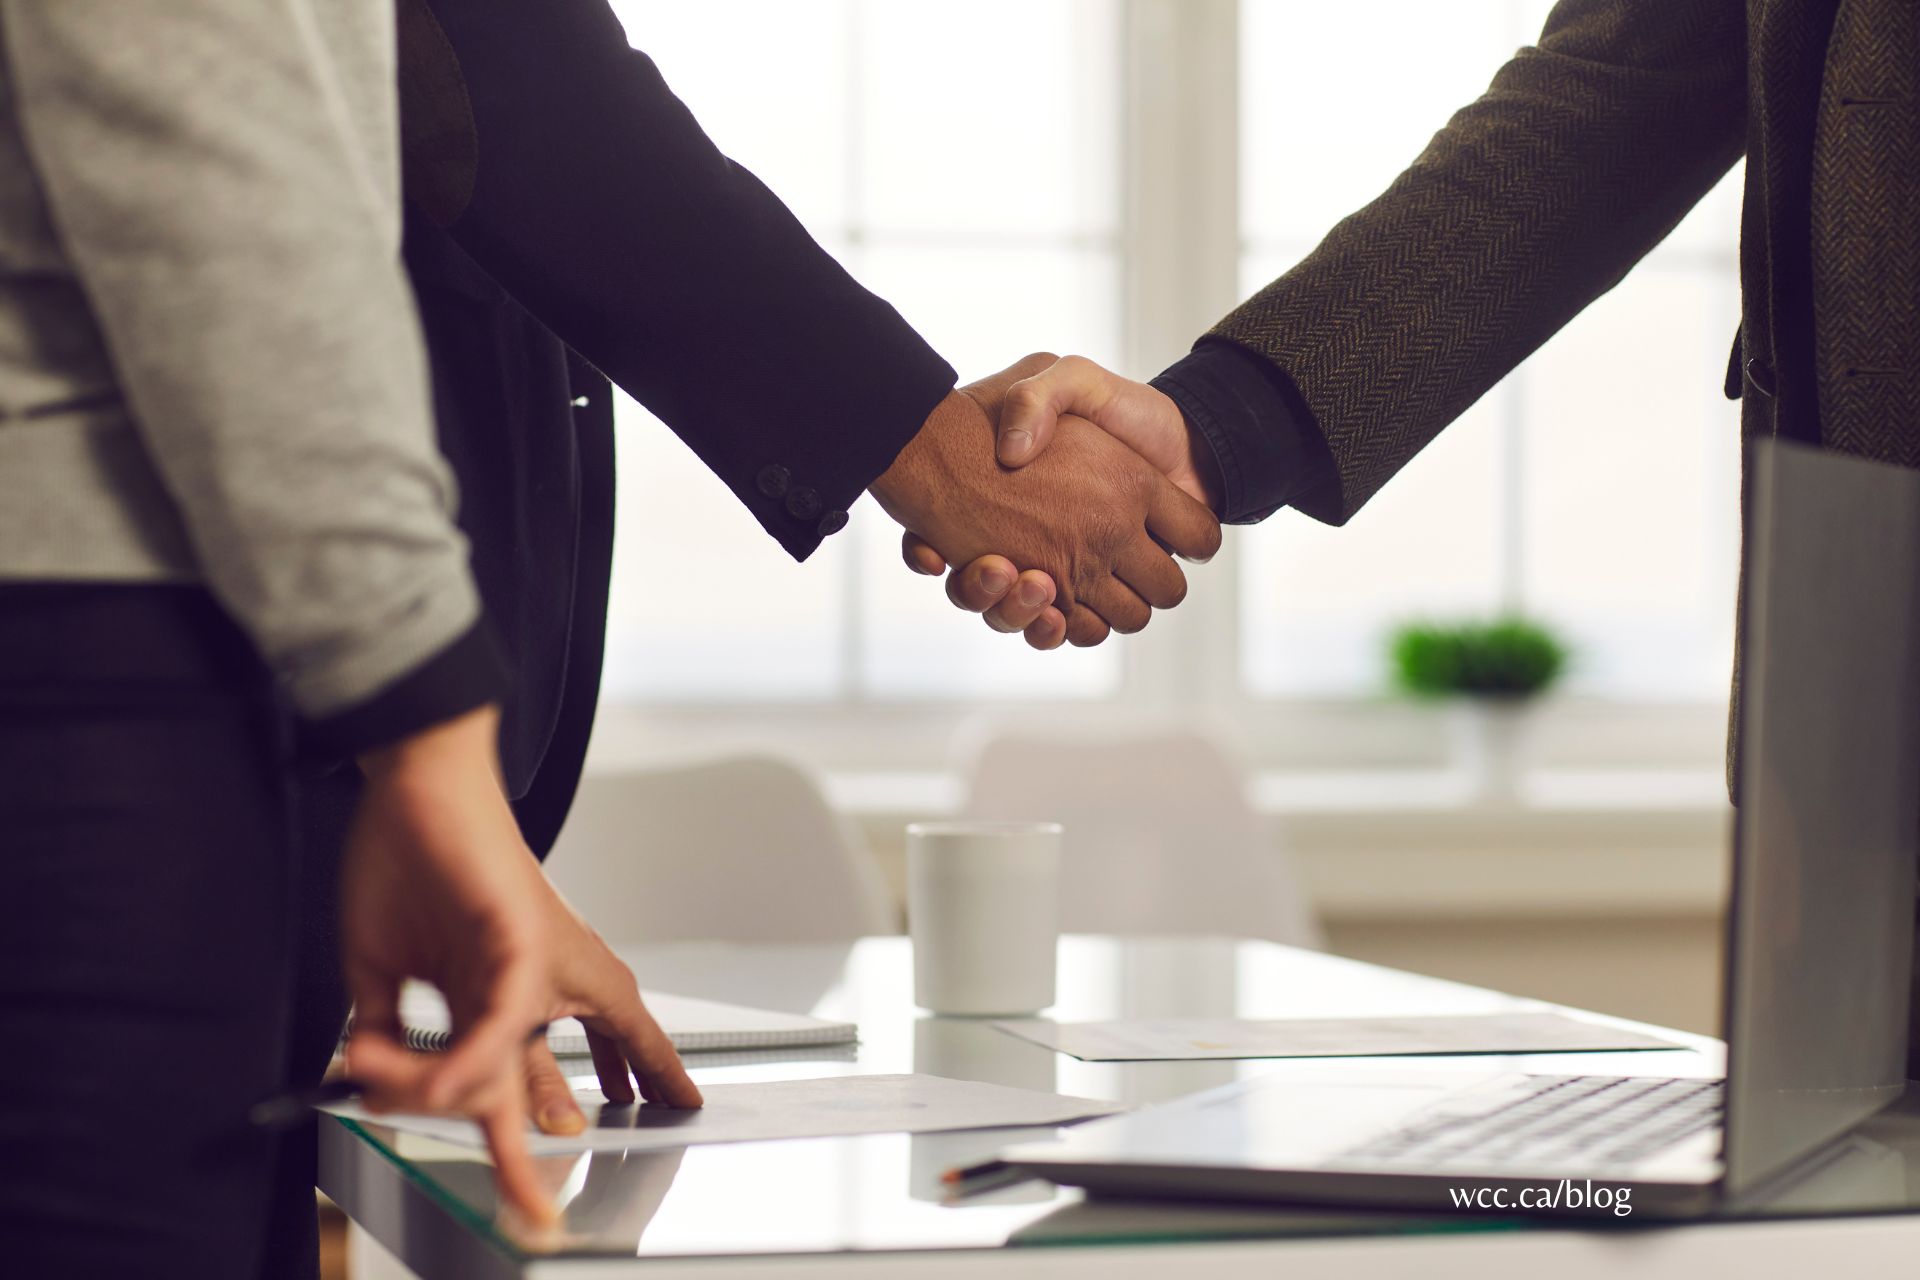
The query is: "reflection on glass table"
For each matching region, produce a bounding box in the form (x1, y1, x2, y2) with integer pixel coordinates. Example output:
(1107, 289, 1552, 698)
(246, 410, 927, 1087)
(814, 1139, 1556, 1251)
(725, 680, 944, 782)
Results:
(320, 936, 1920, 1274)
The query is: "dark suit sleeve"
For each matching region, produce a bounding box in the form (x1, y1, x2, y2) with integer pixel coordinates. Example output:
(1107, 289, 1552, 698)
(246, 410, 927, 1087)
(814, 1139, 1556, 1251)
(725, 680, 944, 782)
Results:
(1153, 338, 1339, 524)
(1206, 0, 1747, 525)
(398, 0, 956, 561)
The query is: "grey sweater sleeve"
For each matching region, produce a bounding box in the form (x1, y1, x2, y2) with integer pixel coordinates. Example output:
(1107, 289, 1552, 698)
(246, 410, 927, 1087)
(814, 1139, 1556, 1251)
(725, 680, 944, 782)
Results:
(1, 0, 492, 725)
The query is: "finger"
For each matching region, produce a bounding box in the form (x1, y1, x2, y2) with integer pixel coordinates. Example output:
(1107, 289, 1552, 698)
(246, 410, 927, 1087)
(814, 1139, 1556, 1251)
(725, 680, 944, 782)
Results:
(1145, 473, 1224, 564)
(1024, 607, 1068, 650)
(341, 967, 416, 1104)
(998, 354, 1124, 467)
(525, 1041, 586, 1137)
(1081, 576, 1153, 636)
(962, 351, 1060, 406)
(945, 556, 1021, 613)
(423, 1007, 530, 1114)
(346, 967, 405, 1042)
(585, 1027, 635, 1105)
(631, 1055, 659, 1106)
(1114, 536, 1189, 610)
(627, 1035, 701, 1109)
(901, 533, 947, 576)
(422, 957, 544, 1113)
(1064, 606, 1112, 648)
(479, 1090, 558, 1228)
(612, 1002, 704, 1109)
(983, 570, 1056, 634)
(345, 1029, 436, 1111)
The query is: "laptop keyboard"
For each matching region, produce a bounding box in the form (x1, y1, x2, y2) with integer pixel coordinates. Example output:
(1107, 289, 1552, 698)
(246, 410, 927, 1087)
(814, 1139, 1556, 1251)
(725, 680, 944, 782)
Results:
(1334, 1075, 1725, 1172)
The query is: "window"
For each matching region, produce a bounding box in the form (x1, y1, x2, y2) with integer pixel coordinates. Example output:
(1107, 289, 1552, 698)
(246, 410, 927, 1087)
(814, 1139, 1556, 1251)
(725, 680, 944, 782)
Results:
(595, 0, 1745, 762)
(1237, 0, 1743, 700)
(601, 0, 1123, 702)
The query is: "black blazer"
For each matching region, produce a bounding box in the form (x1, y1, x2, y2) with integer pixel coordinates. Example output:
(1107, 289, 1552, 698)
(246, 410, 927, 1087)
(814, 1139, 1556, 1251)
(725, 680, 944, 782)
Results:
(394, 0, 956, 850)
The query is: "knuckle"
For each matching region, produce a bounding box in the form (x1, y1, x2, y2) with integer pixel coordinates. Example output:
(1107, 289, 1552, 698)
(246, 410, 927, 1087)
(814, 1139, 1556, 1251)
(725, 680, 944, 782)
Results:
(1005, 381, 1044, 414)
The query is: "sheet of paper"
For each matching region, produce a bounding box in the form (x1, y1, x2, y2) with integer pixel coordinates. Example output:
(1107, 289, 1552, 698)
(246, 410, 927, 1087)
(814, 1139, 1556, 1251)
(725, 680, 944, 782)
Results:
(326, 1073, 1122, 1155)
(991, 1011, 1683, 1062)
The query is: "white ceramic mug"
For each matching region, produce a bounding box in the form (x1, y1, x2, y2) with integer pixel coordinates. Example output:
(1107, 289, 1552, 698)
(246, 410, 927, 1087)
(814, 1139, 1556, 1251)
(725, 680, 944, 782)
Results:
(906, 821, 1062, 1016)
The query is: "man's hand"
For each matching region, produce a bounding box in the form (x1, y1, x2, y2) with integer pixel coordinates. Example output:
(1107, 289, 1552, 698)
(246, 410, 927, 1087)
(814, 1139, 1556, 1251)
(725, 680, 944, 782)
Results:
(523, 889, 703, 1122)
(902, 355, 1223, 647)
(872, 357, 1221, 648)
(999, 355, 1222, 510)
(340, 706, 700, 1228)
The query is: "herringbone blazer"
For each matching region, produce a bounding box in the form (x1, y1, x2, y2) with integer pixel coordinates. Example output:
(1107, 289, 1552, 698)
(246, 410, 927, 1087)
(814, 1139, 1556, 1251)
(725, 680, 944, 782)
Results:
(1217, 0, 1920, 1070)
(1215, 0, 1908, 521)
(1218, 0, 1920, 764)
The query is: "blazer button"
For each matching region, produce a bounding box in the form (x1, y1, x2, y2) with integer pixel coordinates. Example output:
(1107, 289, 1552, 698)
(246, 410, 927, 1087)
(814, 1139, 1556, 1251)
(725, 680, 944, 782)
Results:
(786, 486, 823, 521)
(817, 510, 849, 537)
(757, 464, 791, 497)
(1744, 357, 1775, 398)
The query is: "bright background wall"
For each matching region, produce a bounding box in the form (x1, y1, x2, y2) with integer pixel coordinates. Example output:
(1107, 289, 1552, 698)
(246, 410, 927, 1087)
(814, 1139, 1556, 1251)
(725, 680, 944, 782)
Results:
(579, 0, 1744, 1033)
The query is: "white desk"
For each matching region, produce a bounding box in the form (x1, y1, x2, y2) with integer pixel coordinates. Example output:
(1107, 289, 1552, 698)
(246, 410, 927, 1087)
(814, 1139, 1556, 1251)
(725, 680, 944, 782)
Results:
(318, 936, 1920, 1277)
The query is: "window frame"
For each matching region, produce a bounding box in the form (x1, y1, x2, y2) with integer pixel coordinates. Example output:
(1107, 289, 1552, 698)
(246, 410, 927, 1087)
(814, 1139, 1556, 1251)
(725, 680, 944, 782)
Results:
(590, 0, 1739, 785)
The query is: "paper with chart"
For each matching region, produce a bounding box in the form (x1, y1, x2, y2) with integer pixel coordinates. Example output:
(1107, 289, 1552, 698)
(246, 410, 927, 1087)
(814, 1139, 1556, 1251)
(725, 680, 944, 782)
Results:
(992, 1011, 1683, 1062)
(326, 1073, 1123, 1154)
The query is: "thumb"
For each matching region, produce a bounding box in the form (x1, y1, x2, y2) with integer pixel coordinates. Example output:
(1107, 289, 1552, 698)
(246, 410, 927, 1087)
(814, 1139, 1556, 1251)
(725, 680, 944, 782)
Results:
(998, 355, 1122, 467)
(525, 1041, 587, 1136)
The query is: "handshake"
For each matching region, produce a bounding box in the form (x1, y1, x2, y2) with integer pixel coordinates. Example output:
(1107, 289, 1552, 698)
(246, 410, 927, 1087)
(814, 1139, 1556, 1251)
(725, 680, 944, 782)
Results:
(870, 353, 1224, 648)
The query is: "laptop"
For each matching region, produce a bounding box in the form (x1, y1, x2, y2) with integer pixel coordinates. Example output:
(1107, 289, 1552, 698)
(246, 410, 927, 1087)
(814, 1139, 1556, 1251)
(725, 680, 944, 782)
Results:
(998, 438, 1920, 1218)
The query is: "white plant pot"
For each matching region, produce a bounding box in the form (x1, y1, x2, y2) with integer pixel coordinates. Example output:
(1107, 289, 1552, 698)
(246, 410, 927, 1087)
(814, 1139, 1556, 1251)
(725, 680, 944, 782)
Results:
(1448, 698, 1536, 807)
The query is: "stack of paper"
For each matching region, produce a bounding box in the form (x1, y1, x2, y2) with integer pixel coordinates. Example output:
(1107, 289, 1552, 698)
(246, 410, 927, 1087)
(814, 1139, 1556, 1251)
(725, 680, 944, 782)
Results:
(395, 983, 857, 1057)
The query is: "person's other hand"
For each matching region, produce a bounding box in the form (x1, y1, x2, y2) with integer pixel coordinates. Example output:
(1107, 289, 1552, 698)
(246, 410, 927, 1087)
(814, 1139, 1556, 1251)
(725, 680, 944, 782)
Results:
(519, 890, 703, 1135)
(871, 358, 1221, 647)
(901, 355, 1224, 645)
(339, 707, 700, 1228)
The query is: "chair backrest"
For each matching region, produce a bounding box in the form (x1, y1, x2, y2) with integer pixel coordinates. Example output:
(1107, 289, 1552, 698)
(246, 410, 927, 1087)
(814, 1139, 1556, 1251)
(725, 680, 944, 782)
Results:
(961, 720, 1321, 948)
(544, 755, 893, 945)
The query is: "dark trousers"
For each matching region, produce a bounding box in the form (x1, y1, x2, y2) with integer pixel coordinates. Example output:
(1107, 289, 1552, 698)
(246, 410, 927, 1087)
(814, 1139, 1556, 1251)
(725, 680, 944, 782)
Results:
(0, 584, 351, 1280)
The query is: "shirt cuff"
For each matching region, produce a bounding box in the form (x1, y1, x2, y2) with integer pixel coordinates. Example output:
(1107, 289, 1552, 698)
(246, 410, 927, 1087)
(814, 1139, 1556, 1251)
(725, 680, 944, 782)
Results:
(1152, 337, 1341, 525)
(300, 620, 510, 759)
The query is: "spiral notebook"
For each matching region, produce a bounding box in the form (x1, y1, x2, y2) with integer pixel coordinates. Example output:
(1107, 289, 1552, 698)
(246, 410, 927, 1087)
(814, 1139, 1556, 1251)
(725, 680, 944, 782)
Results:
(394, 983, 857, 1058)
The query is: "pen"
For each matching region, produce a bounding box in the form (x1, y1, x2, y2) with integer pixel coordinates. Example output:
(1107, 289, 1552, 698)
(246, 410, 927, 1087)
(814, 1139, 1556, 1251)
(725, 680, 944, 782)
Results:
(941, 1158, 1034, 1198)
(249, 1022, 551, 1130)
(249, 1078, 366, 1131)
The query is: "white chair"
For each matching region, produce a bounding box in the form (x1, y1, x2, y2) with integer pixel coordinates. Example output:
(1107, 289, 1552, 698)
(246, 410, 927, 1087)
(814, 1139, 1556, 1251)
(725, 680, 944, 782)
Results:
(960, 719, 1321, 948)
(544, 755, 893, 945)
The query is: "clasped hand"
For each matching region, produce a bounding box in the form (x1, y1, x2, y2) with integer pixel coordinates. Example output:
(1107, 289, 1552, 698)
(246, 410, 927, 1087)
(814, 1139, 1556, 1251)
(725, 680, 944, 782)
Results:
(874, 354, 1222, 647)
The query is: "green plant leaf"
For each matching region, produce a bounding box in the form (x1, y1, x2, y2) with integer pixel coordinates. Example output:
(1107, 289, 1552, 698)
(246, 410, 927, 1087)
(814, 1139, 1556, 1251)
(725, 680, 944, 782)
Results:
(1388, 616, 1569, 698)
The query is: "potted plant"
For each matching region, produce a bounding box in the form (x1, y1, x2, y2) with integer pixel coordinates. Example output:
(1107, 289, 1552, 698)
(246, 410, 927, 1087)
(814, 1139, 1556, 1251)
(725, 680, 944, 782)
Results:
(1387, 617, 1570, 805)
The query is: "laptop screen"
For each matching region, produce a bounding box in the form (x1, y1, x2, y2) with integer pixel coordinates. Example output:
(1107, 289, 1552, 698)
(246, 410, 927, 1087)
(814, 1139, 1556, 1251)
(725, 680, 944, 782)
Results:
(1724, 438, 1920, 1193)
